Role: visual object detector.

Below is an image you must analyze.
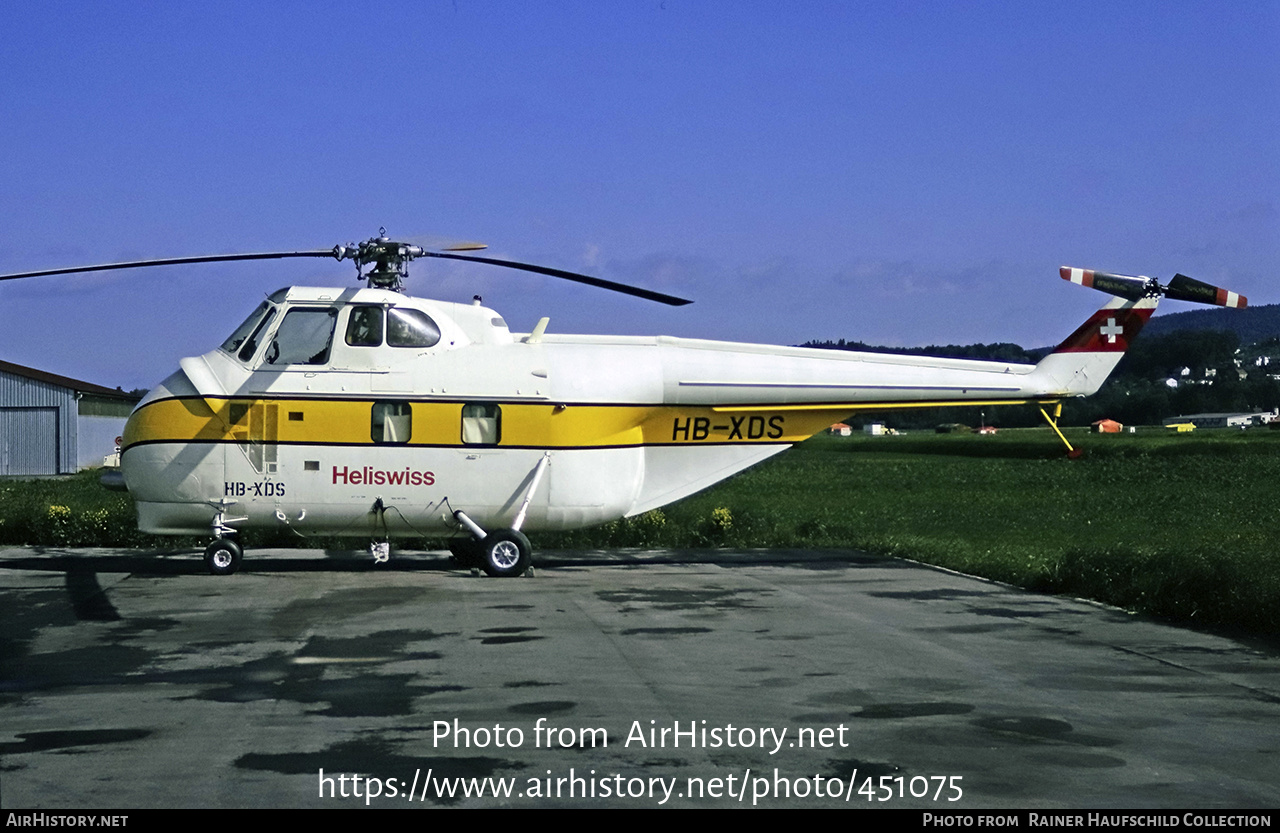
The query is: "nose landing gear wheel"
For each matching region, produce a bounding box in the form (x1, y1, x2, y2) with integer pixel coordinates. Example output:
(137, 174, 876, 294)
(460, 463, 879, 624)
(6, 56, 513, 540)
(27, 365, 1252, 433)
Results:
(204, 538, 243, 576)
(480, 529, 532, 577)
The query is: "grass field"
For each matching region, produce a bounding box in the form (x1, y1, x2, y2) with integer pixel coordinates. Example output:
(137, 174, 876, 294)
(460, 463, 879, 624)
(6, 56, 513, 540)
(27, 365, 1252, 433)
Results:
(546, 428, 1280, 636)
(2, 427, 1277, 635)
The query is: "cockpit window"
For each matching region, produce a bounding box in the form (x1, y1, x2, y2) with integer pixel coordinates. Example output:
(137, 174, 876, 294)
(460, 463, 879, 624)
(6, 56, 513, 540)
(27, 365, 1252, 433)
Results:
(345, 306, 384, 347)
(239, 308, 278, 362)
(264, 308, 337, 366)
(387, 308, 441, 348)
(220, 302, 273, 360)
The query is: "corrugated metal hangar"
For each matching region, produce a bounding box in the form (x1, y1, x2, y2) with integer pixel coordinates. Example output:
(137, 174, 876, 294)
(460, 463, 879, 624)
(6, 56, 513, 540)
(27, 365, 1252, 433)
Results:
(0, 359, 140, 476)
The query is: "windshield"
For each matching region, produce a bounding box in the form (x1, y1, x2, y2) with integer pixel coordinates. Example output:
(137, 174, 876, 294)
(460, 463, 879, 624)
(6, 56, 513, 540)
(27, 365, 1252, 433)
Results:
(221, 302, 279, 363)
(220, 302, 272, 357)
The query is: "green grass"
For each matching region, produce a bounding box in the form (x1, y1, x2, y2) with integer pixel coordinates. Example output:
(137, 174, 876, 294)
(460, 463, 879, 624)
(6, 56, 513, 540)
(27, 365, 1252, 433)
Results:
(548, 428, 1280, 634)
(3, 428, 1278, 634)
(0, 472, 158, 548)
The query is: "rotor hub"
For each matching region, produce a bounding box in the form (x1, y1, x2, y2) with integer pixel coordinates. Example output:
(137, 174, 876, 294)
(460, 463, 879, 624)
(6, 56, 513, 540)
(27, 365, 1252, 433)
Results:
(330, 232, 429, 291)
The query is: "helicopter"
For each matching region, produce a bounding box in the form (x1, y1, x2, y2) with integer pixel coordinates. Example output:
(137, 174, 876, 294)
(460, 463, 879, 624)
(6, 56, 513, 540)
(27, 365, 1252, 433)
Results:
(0, 233, 1247, 577)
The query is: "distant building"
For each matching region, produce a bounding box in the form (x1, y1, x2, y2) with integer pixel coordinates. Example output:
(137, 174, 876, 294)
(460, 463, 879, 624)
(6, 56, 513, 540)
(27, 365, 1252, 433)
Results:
(829, 423, 852, 436)
(1092, 419, 1123, 433)
(863, 423, 885, 436)
(1161, 411, 1276, 430)
(0, 359, 140, 475)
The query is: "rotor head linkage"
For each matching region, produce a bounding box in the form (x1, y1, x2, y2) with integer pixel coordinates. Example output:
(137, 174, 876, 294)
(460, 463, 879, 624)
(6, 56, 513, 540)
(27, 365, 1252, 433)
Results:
(333, 232, 427, 291)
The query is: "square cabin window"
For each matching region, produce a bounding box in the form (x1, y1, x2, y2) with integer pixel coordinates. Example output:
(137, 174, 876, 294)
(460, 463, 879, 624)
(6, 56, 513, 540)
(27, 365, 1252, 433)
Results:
(387, 308, 441, 348)
(346, 306, 383, 347)
(372, 401, 412, 444)
(461, 403, 500, 445)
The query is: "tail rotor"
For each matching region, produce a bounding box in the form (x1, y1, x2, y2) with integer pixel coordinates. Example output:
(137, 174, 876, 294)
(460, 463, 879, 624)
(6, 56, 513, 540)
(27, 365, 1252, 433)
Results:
(1060, 266, 1246, 308)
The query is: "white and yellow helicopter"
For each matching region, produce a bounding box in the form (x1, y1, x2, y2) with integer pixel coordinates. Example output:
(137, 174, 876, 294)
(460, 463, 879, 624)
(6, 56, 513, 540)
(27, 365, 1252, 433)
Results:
(0, 233, 1247, 577)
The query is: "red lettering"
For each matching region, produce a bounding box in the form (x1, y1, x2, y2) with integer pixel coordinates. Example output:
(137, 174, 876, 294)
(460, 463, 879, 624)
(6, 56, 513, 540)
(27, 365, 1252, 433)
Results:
(332, 465, 436, 487)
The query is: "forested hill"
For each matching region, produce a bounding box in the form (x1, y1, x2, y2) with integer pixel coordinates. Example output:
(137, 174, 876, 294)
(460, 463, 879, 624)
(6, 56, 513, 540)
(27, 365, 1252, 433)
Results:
(799, 340, 1048, 364)
(1142, 302, 1280, 342)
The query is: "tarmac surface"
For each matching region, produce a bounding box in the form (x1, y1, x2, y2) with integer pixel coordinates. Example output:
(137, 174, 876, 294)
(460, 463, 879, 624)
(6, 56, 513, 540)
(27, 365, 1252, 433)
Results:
(1, 545, 1278, 809)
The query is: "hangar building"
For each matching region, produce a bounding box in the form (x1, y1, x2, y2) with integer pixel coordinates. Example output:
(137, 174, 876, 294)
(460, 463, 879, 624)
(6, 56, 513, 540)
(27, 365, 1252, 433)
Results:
(0, 359, 140, 476)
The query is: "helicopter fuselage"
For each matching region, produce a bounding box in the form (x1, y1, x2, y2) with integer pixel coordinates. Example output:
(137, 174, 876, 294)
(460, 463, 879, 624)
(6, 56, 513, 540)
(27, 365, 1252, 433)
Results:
(120, 284, 1150, 542)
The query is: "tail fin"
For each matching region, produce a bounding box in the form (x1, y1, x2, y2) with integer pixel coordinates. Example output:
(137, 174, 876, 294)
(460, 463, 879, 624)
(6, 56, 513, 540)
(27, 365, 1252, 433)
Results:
(1033, 295, 1159, 397)
(1033, 264, 1247, 398)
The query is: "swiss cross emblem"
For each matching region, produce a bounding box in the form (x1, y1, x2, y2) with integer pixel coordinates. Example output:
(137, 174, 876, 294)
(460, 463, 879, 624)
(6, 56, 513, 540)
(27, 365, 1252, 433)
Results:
(1099, 317, 1124, 343)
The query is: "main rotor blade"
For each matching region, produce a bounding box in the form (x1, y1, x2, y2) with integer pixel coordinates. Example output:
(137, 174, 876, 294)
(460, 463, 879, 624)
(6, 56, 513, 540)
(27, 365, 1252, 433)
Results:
(1166, 273, 1247, 308)
(402, 235, 488, 252)
(0, 250, 337, 282)
(425, 251, 693, 306)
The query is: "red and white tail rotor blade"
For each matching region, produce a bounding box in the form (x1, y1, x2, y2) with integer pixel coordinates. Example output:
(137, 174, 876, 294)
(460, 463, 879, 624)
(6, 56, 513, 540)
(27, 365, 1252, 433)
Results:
(1059, 266, 1149, 300)
(1165, 273, 1247, 308)
(1060, 266, 1247, 309)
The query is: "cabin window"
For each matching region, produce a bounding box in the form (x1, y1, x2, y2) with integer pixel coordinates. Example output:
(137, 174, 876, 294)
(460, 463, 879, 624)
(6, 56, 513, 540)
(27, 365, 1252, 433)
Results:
(372, 401, 412, 444)
(387, 308, 441, 348)
(461, 403, 501, 445)
(221, 302, 277, 362)
(345, 306, 384, 346)
(264, 308, 337, 366)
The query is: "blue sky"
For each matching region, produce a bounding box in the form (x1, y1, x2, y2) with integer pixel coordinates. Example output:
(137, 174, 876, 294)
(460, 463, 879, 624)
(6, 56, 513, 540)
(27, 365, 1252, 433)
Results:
(1, 1, 1275, 390)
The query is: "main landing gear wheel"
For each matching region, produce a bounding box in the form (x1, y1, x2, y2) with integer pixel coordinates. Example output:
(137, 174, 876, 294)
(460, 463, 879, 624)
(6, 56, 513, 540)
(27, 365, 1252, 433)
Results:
(204, 538, 243, 576)
(480, 529, 532, 578)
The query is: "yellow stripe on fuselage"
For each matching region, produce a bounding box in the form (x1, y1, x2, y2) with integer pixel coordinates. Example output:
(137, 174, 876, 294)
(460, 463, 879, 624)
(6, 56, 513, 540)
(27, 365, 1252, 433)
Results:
(122, 396, 904, 451)
(123, 394, 1060, 452)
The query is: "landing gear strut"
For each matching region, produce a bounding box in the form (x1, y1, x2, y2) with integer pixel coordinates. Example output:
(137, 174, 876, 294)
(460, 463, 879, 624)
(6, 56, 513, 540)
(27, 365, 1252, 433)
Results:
(1040, 403, 1084, 459)
(450, 453, 548, 577)
(453, 512, 534, 577)
(205, 500, 247, 575)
